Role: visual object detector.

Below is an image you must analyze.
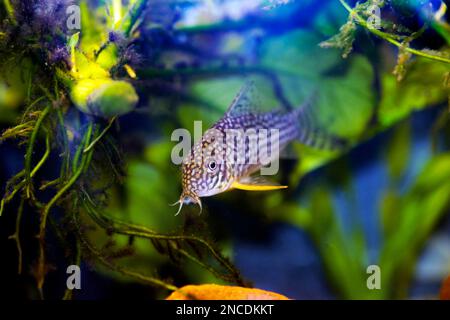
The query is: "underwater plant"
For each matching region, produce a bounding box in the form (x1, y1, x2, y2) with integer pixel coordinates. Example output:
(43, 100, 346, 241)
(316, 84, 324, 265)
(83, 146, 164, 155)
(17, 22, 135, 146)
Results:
(0, 0, 248, 299)
(262, 0, 450, 299)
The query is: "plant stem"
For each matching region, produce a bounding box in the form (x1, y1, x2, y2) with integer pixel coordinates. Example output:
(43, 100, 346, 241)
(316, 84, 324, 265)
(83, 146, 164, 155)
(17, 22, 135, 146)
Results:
(25, 106, 51, 198)
(339, 0, 450, 65)
(21, 96, 46, 122)
(119, 0, 147, 37)
(72, 123, 93, 174)
(73, 210, 179, 292)
(36, 122, 94, 291)
(3, 0, 17, 26)
(8, 198, 24, 274)
(56, 108, 70, 179)
(30, 130, 51, 178)
(0, 180, 25, 216)
(81, 198, 245, 285)
(84, 117, 117, 153)
(62, 239, 81, 300)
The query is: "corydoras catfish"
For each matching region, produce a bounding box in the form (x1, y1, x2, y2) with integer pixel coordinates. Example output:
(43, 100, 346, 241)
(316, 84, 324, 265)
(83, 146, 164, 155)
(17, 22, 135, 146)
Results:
(172, 82, 344, 214)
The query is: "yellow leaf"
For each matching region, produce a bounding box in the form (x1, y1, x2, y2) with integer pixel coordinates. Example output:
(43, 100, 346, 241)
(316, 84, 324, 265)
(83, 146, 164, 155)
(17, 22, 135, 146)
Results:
(166, 284, 289, 300)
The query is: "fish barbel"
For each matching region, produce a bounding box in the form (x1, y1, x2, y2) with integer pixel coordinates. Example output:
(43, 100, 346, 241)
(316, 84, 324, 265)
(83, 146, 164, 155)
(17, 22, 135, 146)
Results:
(172, 82, 344, 214)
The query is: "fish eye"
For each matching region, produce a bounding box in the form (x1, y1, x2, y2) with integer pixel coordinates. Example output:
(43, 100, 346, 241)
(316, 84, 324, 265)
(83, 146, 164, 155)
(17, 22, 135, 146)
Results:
(207, 160, 217, 172)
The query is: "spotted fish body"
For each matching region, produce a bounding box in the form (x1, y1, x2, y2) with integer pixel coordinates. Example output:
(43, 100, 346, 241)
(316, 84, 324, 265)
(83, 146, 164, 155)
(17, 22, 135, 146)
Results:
(176, 82, 343, 213)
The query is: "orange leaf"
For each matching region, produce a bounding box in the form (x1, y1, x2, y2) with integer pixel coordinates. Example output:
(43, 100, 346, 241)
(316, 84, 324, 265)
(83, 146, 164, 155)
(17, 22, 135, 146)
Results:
(440, 275, 450, 300)
(166, 284, 289, 300)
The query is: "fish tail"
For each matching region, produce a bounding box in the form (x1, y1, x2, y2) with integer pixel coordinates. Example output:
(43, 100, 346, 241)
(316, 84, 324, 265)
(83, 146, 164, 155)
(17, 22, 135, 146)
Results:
(294, 97, 348, 151)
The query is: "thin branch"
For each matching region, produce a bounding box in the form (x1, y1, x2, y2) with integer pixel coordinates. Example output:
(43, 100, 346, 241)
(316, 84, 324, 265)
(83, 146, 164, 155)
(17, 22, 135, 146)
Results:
(84, 117, 117, 153)
(8, 198, 25, 274)
(339, 0, 450, 64)
(36, 122, 94, 291)
(3, 0, 17, 26)
(24, 105, 51, 199)
(73, 211, 179, 292)
(30, 130, 51, 178)
(80, 196, 245, 285)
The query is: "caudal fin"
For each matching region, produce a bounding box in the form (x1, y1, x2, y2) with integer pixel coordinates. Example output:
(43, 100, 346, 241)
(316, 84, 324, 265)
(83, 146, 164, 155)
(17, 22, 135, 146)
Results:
(295, 96, 348, 151)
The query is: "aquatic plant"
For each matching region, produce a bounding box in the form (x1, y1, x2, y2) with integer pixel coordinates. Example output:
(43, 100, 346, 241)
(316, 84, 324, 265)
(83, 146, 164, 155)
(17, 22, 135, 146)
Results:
(0, 0, 246, 299)
(263, 0, 450, 299)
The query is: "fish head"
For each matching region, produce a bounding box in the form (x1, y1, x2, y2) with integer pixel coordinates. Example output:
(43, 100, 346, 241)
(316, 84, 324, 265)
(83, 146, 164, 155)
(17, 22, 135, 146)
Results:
(174, 129, 233, 215)
(182, 129, 232, 197)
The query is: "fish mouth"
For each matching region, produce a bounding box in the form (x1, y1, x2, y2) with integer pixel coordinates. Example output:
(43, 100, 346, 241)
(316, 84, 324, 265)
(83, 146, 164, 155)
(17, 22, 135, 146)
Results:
(170, 192, 202, 216)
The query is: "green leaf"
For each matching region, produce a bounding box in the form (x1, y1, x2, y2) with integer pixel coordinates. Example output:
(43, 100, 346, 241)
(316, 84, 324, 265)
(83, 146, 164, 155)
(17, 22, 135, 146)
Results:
(67, 32, 80, 51)
(385, 120, 411, 181)
(261, 30, 340, 78)
(261, 30, 375, 139)
(379, 153, 450, 298)
(380, 189, 402, 237)
(379, 59, 449, 127)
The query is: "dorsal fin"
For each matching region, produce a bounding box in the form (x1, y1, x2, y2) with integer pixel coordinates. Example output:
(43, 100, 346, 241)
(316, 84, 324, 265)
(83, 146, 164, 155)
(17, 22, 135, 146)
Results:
(226, 81, 261, 117)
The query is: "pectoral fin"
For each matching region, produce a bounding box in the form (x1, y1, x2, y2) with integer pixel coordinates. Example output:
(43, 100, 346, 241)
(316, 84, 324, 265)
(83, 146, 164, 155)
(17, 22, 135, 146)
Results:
(231, 176, 288, 191)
